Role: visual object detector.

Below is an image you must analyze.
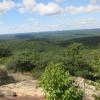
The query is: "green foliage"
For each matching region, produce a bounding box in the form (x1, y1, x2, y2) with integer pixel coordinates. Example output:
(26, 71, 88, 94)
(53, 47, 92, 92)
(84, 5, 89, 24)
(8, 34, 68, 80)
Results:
(0, 44, 12, 57)
(0, 32, 100, 99)
(40, 63, 83, 100)
(83, 49, 100, 81)
(61, 43, 94, 80)
(65, 43, 84, 56)
(92, 94, 100, 100)
(6, 51, 39, 72)
(0, 36, 100, 82)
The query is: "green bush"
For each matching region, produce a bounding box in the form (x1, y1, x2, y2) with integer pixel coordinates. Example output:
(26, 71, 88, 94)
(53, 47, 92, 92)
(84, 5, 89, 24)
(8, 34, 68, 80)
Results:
(6, 51, 39, 72)
(62, 43, 95, 80)
(65, 43, 84, 56)
(40, 63, 83, 100)
(0, 44, 12, 57)
(92, 94, 100, 100)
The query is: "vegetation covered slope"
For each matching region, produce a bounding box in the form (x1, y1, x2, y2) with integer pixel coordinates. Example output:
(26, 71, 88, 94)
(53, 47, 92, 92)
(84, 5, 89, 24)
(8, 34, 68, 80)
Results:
(0, 29, 100, 81)
(0, 29, 100, 99)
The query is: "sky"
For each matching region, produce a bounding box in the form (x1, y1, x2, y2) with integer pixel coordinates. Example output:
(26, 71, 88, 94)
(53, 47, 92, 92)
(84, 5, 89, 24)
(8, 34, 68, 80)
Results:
(0, 0, 100, 34)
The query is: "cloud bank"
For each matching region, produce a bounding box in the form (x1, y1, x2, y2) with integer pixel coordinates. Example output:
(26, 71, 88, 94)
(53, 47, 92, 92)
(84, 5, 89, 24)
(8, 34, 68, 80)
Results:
(0, 0, 15, 14)
(35, 3, 63, 16)
(0, 0, 100, 15)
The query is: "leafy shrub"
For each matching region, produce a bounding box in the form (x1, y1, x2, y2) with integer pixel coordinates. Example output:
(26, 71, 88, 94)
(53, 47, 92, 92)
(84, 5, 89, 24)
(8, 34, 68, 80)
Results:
(0, 68, 15, 85)
(0, 44, 12, 57)
(62, 43, 95, 80)
(92, 94, 100, 100)
(40, 63, 83, 100)
(6, 51, 39, 72)
(65, 43, 84, 56)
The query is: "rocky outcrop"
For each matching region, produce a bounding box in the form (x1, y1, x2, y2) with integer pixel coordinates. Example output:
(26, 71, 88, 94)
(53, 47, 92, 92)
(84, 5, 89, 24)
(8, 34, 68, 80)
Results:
(75, 77, 100, 100)
(0, 80, 44, 97)
(0, 73, 44, 99)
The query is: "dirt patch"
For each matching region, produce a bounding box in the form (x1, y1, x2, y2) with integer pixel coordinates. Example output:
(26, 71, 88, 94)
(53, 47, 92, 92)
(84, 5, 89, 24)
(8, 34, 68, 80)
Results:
(0, 73, 44, 100)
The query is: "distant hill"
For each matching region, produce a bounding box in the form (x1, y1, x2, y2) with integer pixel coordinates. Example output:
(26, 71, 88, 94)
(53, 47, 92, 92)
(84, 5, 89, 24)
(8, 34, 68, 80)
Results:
(0, 28, 100, 42)
(59, 36, 100, 48)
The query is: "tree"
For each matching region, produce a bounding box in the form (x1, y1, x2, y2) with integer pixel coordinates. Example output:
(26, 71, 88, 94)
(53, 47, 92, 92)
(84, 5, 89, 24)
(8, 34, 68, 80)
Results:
(62, 43, 93, 79)
(65, 43, 84, 56)
(7, 50, 39, 72)
(0, 44, 12, 57)
(40, 63, 83, 100)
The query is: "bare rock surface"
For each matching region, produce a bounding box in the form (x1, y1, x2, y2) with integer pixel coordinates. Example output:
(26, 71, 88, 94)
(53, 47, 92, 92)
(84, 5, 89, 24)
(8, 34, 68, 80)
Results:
(0, 73, 44, 100)
(0, 80, 43, 96)
(75, 77, 100, 100)
(0, 72, 100, 100)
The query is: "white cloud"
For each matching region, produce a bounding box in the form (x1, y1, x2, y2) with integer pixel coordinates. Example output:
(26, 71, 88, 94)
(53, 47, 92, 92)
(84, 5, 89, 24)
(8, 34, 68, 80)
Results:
(19, 0, 36, 13)
(49, 24, 64, 29)
(77, 19, 97, 25)
(0, 0, 100, 16)
(65, 5, 100, 14)
(0, 0, 15, 14)
(90, 0, 97, 4)
(90, 0, 100, 4)
(69, 18, 100, 29)
(17, 0, 100, 15)
(18, 0, 63, 16)
(54, 0, 65, 3)
(28, 17, 35, 22)
(35, 3, 63, 16)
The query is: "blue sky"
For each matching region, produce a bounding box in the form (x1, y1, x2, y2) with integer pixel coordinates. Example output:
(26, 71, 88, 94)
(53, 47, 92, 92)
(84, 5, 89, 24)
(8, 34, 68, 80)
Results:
(0, 0, 100, 34)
